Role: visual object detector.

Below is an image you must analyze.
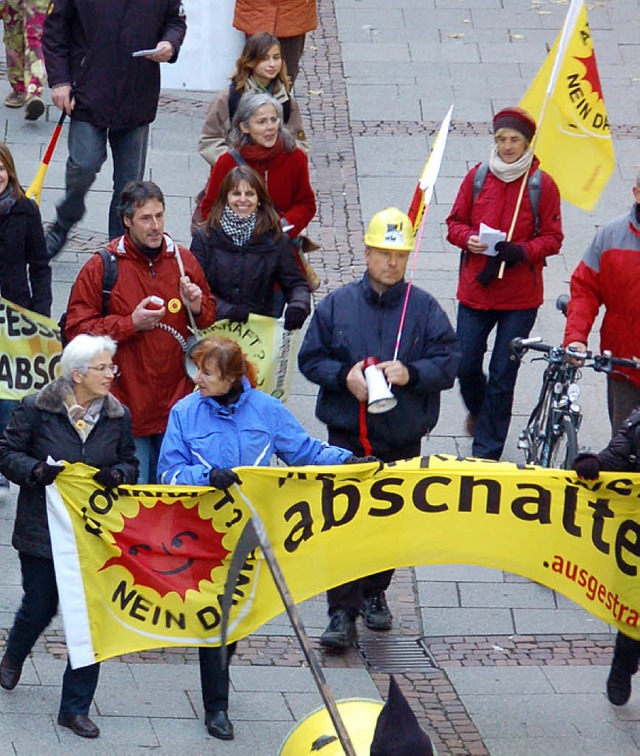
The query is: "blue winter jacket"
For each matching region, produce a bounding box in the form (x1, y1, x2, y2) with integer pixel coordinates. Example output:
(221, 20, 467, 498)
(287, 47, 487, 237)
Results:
(157, 377, 351, 485)
(298, 273, 460, 455)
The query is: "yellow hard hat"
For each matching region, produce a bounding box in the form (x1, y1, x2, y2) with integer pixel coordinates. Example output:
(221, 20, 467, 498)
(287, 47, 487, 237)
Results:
(364, 207, 414, 251)
(279, 699, 383, 755)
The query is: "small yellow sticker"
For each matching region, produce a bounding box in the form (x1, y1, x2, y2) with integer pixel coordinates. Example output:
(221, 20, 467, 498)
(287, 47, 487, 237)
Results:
(168, 298, 182, 313)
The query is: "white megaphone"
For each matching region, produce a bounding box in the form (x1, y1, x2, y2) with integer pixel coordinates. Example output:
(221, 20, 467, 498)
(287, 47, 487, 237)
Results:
(363, 356, 397, 414)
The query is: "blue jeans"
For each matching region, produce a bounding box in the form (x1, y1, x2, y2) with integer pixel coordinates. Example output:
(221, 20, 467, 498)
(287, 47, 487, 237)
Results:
(457, 304, 537, 460)
(6, 553, 100, 715)
(56, 119, 149, 239)
(135, 433, 164, 485)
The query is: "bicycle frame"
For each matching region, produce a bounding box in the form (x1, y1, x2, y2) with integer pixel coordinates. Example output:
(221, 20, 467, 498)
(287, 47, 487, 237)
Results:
(517, 346, 582, 469)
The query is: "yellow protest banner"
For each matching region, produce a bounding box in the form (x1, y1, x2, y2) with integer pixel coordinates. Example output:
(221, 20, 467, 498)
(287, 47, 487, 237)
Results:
(519, 0, 614, 211)
(200, 313, 300, 401)
(0, 298, 61, 400)
(47, 456, 640, 668)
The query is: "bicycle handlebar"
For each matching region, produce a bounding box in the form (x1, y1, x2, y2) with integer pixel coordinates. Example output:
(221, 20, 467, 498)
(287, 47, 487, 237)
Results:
(509, 337, 640, 372)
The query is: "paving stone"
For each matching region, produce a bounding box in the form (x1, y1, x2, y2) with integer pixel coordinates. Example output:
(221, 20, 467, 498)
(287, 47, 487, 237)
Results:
(458, 581, 556, 609)
(422, 607, 515, 636)
(446, 665, 554, 695)
(512, 608, 611, 635)
(415, 564, 505, 583)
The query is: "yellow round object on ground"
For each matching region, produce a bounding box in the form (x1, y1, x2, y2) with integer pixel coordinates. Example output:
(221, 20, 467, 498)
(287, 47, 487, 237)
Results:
(279, 699, 383, 755)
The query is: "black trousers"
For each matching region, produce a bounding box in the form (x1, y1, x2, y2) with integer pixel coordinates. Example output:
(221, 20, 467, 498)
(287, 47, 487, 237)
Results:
(199, 643, 237, 713)
(6, 553, 99, 715)
(325, 430, 422, 618)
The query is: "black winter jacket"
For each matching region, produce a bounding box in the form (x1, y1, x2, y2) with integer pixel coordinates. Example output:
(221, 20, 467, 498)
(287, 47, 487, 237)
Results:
(43, 0, 186, 130)
(190, 226, 310, 320)
(0, 197, 51, 315)
(596, 408, 640, 472)
(298, 273, 461, 456)
(0, 378, 138, 559)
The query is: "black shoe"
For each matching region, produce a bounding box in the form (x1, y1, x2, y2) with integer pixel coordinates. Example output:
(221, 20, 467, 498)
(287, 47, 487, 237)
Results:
(57, 712, 100, 738)
(320, 610, 357, 650)
(362, 592, 393, 631)
(205, 710, 234, 740)
(0, 653, 23, 691)
(45, 222, 69, 259)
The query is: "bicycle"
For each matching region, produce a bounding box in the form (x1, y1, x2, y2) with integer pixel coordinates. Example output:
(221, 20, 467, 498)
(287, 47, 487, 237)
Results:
(509, 336, 640, 469)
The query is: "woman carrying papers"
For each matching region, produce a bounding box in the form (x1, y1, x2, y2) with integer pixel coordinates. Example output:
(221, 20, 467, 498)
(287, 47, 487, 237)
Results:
(446, 106, 563, 460)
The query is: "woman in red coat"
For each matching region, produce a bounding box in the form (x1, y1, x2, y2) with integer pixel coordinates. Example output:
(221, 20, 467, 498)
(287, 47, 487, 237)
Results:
(446, 106, 563, 460)
(200, 92, 316, 239)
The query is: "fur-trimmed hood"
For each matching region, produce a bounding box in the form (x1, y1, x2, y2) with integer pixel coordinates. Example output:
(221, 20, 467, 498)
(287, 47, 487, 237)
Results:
(34, 377, 126, 418)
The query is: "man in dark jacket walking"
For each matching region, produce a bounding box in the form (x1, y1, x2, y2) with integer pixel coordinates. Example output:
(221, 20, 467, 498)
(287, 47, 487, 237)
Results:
(42, 0, 186, 257)
(298, 207, 460, 650)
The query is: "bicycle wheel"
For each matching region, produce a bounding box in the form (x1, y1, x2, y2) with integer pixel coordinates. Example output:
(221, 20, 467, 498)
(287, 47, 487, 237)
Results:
(521, 384, 553, 466)
(545, 414, 578, 470)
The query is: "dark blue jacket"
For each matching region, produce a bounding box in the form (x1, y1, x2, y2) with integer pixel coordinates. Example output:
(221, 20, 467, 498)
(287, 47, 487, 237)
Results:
(43, 0, 186, 130)
(298, 273, 460, 456)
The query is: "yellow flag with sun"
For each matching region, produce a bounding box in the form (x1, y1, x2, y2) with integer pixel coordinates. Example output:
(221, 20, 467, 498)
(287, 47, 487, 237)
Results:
(520, 0, 614, 211)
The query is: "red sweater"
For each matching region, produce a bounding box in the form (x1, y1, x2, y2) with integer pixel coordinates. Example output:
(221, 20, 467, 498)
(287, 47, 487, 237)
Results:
(200, 146, 316, 237)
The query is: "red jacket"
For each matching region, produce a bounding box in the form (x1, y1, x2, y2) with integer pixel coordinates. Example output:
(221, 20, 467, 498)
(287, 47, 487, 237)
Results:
(64, 235, 217, 437)
(200, 146, 316, 237)
(233, 0, 317, 37)
(564, 205, 640, 387)
(446, 159, 563, 310)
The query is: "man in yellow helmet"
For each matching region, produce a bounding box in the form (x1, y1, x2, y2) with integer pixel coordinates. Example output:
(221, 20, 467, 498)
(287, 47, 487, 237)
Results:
(298, 208, 460, 650)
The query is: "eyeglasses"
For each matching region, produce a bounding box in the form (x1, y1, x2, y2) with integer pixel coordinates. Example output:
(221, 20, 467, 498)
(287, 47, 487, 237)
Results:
(86, 364, 119, 376)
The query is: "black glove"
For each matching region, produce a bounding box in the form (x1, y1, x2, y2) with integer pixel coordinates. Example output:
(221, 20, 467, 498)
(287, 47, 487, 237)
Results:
(209, 468, 242, 490)
(93, 467, 125, 489)
(573, 452, 600, 480)
(283, 306, 307, 331)
(495, 241, 526, 267)
(475, 255, 501, 287)
(32, 461, 64, 486)
(344, 455, 381, 465)
(226, 304, 250, 324)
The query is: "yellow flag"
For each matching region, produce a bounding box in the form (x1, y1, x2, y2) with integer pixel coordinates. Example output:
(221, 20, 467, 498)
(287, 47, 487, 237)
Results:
(520, 0, 614, 211)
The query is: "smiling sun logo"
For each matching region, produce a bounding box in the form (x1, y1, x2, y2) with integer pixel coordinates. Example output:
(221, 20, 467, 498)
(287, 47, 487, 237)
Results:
(101, 499, 231, 600)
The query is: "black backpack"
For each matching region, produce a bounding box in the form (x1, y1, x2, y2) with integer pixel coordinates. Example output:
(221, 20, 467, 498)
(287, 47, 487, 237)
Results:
(58, 248, 118, 347)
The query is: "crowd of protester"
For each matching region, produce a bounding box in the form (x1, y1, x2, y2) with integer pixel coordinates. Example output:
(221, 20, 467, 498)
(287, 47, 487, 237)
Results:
(0, 0, 639, 744)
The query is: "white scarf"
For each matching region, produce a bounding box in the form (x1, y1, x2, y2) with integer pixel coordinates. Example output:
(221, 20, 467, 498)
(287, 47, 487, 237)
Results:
(488, 144, 534, 183)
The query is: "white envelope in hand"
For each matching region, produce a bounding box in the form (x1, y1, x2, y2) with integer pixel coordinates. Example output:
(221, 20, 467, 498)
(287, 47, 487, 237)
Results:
(479, 223, 506, 256)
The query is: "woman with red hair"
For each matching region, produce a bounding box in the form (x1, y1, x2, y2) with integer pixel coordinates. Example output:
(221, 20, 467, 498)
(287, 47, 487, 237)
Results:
(157, 335, 359, 742)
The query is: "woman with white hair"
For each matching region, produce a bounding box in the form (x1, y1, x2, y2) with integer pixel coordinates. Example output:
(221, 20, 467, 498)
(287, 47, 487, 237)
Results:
(199, 91, 316, 238)
(0, 334, 138, 739)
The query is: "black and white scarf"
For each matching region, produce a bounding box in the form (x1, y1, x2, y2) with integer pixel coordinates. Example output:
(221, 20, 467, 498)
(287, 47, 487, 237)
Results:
(220, 205, 257, 247)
